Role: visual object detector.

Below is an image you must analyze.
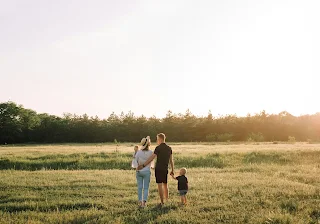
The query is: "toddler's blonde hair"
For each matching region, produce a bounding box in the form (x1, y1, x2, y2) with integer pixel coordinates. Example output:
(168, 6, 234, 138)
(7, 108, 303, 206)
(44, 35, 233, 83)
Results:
(180, 168, 187, 175)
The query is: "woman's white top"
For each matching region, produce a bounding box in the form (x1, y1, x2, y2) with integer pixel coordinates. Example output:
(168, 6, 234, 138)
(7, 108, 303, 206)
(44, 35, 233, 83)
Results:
(132, 149, 154, 171)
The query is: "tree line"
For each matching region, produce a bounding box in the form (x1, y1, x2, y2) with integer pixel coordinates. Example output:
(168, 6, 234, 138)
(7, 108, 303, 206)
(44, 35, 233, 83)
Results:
(0, 101, 319, 144)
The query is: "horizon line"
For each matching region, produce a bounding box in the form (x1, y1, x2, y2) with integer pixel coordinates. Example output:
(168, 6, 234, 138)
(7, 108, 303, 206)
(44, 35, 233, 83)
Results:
(2, 100, 319, 119)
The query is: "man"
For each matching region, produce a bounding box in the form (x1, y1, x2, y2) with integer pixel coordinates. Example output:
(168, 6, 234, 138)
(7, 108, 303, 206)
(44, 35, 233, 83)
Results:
(137, 133, 174, 206)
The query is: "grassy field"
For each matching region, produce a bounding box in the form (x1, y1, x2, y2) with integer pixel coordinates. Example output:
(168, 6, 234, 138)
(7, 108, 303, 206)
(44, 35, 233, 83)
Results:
(0, 143, 320, 224)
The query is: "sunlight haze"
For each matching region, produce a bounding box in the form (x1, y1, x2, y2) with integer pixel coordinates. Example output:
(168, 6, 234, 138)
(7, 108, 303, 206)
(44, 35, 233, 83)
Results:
(1, 0, 319, 118)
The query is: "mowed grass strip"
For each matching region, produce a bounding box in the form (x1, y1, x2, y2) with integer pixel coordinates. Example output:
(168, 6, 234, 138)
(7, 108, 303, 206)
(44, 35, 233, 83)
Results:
(0, 152, 228, 170)
(1, 150, 320, 171)
(0, 152, 132, 170)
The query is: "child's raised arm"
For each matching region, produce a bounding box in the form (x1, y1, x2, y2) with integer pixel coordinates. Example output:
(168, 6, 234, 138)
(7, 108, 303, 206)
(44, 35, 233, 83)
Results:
(170, 173, 177, 180)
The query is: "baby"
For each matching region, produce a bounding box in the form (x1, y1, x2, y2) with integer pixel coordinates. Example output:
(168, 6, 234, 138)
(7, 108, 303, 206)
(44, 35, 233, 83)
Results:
(131, 145, 139, 168)
(171, 168, 188, 205)
(133, 145, 139, 157)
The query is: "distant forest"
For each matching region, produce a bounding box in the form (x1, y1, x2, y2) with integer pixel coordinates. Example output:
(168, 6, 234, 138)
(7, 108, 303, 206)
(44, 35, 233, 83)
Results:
(0, 101, 319, 144)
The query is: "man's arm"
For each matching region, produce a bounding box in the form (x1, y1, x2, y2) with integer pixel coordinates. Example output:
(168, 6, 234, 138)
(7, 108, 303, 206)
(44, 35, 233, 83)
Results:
(170, 174, 177, 180)
(170, 172, 177, 180)
(137, 153, 157, 170)
(169, 154, 174, 175)
(144, 153, 156, 166)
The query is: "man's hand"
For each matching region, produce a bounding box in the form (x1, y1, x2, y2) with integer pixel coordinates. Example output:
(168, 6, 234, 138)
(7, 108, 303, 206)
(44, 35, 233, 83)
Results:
(170, 170, 174, 176)
(169, 154, 174, 177)
(137, 165, 143, 170)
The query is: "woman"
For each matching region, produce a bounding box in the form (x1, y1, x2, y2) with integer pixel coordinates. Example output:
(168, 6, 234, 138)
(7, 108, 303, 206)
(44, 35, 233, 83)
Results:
(133, 136, 154, 208)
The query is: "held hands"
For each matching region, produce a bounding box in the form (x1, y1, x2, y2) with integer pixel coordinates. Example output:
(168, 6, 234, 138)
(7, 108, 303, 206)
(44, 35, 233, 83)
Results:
(170, 172, 175, 179)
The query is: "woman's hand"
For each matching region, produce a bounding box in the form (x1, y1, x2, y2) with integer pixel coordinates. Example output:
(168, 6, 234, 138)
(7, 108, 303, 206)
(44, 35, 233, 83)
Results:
(137, 165, 143, 170)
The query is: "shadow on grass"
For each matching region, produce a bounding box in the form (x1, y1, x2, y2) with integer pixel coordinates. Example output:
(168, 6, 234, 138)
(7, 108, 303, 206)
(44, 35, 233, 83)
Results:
(0, 202, 105, 213)
(0, 197, 44, 204)
(26, 152, 128, 160)
(0, 152, 133, 171)
(243, 152, 290, 165)
(0, 152, 228, 170)
(0, 159, 80, 171)
(0, 184, 119, 193)
(310, 210, 320, 222)
(175, 153, 225, 168)
(65, 213, 103, 224)
(123, 204, 178, 224)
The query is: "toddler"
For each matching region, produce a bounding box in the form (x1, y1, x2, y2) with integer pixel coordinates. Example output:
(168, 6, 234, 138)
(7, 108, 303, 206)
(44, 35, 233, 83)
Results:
(171, 168, 188, 205)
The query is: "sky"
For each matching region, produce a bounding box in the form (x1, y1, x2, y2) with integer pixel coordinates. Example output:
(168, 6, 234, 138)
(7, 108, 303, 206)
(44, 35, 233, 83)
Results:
(1, 0, 319, 118)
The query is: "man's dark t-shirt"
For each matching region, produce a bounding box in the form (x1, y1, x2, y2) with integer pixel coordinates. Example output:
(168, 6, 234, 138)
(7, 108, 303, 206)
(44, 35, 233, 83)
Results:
(154, 143, 172, 170)
(176, 175, 188, 190)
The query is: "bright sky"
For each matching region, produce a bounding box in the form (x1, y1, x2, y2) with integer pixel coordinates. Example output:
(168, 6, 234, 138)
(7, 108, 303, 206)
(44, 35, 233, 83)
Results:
(1, 0, 319, 118)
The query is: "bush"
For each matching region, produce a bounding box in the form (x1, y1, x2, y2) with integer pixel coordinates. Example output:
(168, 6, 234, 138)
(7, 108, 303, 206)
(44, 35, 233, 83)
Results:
(288, 136, 296, 143)
(247, 132, 264, 142)
(206, 134, 216, 142)
(206, 133, 233, 142)
(217, 133, 233, 142)
(307, 138, 320, 144)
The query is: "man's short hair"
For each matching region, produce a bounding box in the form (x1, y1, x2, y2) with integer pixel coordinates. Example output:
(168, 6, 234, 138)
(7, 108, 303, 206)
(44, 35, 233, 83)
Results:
(157, 133, 166, 141)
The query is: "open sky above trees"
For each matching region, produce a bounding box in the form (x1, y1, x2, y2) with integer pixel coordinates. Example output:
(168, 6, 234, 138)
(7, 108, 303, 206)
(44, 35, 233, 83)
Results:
(1, 0, 319, 118)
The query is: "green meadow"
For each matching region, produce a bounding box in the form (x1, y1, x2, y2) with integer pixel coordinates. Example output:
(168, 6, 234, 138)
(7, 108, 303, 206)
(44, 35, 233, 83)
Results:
(0, 143, 320, 224)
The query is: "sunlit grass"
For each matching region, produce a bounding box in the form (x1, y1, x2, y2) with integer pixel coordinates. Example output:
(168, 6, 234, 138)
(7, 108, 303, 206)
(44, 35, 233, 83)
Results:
(0, 143, 320, 223)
